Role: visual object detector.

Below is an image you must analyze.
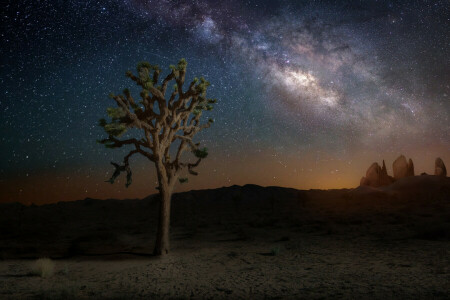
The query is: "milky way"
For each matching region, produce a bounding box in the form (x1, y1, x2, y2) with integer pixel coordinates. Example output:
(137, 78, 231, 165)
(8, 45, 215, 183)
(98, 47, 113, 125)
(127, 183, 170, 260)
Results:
(1, 0, 449, 203)
(123, 0, 449, 150)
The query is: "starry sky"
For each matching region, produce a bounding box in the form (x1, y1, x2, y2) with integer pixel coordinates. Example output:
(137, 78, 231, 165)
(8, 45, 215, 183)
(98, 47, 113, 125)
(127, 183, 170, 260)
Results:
(1, 0, 449, 204)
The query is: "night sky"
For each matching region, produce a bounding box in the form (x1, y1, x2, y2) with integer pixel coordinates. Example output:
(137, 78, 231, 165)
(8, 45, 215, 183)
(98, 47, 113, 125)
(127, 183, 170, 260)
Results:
(1, 0, 449, 204)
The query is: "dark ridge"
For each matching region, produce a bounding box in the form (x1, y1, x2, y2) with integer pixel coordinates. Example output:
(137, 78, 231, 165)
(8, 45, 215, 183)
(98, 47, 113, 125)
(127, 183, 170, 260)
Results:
(0, 176, 448, 259)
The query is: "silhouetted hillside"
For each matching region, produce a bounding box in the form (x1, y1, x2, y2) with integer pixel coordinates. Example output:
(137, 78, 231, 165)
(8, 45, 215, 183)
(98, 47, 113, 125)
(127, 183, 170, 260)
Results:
(0, 176, 449, 259)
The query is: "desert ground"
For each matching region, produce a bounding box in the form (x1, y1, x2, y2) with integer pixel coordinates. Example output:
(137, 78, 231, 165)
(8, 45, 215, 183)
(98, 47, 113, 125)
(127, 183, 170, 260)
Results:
(1, 175, 449, 299)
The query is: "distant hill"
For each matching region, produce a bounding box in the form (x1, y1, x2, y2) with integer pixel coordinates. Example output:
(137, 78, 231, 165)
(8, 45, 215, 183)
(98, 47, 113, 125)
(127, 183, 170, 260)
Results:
(0, 176, 449, 259)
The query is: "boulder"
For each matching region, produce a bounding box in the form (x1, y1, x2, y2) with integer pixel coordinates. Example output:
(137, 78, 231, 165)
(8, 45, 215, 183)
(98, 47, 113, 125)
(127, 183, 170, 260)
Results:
(360, 160, 394, 187)
(381, 160, 387, 175)
(360, 176, 369, 186)
(379, 160, 394, 186)
(393, 155, 414, 179)
(365, 162, 381, 186)
(360, 165, 378, 187)
(408, 158, 415, 176)
(435, 157, 447, 177)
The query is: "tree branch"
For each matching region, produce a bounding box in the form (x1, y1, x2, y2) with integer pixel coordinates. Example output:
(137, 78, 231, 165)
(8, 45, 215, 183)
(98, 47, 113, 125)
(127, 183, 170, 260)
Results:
(106, 149, 139, 187)
(126, 72, 165, 100)
(112, 96, 152, 130)
(102, 59, 216, 189)
(178, 158, 202, 176)
(161, 71, 176, 95)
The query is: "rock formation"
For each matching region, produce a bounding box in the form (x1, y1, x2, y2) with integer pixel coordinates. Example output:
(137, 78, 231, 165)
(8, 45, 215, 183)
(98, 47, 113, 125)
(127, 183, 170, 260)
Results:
(381, 160, 387, 175)
(360, 160, 394, 187)
(408, 158, 414, 177)
(392, 155, 414, 179)
(435, 157, 447, 177)
(360, 163, 381, 187)
(360, 155, 447, 188)
(379, 160, 394, 186)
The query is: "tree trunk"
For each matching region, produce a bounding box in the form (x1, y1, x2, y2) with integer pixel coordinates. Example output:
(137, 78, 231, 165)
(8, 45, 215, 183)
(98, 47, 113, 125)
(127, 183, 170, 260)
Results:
(154, 183, 172, 256)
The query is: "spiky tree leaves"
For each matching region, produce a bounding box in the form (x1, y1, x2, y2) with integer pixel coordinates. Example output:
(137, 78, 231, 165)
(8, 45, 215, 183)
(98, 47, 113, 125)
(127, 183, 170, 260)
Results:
(98, 59, 217, 255)
(193, 147, 208, 159)
(178, 177, 188, 184)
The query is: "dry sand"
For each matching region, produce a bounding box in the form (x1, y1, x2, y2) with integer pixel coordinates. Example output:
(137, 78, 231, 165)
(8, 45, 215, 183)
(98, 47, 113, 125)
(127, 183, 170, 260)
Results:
(0, 175, 449, 299)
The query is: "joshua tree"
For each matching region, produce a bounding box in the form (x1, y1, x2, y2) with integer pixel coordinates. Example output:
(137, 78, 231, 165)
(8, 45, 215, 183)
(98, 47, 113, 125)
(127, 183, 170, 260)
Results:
(98, 59, 217, 255)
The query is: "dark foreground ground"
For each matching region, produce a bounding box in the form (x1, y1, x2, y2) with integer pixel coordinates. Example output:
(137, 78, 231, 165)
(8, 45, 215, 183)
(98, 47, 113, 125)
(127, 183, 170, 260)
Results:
(0, 175, 449, 299)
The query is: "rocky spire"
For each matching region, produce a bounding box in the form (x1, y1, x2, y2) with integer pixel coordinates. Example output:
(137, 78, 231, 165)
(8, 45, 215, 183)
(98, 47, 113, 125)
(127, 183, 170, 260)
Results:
(435, 158, 447, 177)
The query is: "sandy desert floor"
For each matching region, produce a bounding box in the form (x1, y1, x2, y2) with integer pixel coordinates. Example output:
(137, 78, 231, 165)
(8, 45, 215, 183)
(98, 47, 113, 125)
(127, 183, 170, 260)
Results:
(1, 233, 449, 299)
(1, 176, 449, 299)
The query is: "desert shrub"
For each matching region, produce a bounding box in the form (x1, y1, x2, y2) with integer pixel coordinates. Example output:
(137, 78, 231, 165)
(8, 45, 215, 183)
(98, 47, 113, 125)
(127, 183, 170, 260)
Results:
(31, 258, 55, 278)
(227, 251, 238, 258)
(62, 263, 69, 276)
(271, 246, 281, 256)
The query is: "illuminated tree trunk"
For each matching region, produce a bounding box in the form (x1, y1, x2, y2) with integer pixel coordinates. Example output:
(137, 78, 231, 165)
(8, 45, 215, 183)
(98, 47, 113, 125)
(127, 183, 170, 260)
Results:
(153, 161, 173, 256)
(154, 186, 172, 255)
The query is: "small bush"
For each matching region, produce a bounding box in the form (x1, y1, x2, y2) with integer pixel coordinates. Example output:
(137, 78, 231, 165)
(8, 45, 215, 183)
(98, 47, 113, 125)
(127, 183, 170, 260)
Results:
(271, 246, 281, 256)
(31, 258, 55, 278)
(227, 251, 238, 258)
(62, 263, 69, 276)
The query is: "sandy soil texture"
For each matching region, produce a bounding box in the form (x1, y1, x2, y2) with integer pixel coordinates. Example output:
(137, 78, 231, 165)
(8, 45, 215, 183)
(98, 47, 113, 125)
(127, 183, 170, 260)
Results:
(0, 175, 449, 299)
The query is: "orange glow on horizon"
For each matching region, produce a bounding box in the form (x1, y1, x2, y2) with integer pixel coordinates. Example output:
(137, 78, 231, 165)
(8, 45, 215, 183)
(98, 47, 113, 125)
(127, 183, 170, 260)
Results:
(1, 145, 448, 205)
